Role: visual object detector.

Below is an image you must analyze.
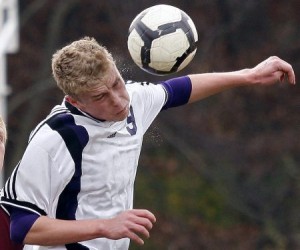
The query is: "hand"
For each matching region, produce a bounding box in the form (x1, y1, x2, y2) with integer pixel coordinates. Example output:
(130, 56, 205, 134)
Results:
(103, 209, 156, 245)
(249, 56, 296, 86)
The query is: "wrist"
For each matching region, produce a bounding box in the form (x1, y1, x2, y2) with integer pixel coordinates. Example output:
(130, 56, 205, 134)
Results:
(235, 68, 258, 86)
(94, 218, 109, 238)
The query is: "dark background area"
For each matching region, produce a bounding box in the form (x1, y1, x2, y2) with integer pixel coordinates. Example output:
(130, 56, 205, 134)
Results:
(5, 0, 300, 249)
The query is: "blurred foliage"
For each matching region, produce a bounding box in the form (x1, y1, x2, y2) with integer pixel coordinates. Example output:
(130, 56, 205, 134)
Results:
(4, 0, 300, 249)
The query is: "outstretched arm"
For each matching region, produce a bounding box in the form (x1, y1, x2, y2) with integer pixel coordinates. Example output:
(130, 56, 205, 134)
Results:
(188, 56, 296, 103)
(21, 209, 156, 246)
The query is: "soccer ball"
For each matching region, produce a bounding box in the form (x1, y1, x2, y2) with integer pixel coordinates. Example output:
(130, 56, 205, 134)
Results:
(127, 4, 198, 76)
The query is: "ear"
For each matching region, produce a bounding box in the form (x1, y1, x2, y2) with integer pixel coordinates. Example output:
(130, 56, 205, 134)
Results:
(65, 95, 81, 109)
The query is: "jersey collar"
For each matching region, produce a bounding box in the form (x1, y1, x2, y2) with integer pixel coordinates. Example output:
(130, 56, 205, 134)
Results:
(64, 99, 106, 123)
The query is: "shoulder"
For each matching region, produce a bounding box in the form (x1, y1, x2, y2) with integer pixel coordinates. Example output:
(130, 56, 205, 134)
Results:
(125, 80, 153, 87)
(30, 112, 89, 149)
(125, 80, 165, 93)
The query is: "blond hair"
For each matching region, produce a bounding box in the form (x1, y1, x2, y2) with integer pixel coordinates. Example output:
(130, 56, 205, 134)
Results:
(52, 37, 114, 98)
(0, 116, 7, 144)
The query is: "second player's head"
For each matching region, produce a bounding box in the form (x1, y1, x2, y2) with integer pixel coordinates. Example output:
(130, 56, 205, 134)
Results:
(0, 116, 7, 171)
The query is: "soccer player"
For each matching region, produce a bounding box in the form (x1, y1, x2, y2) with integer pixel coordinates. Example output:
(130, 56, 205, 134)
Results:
(0, 37, 296, 250)
(0, 117, 23, 250)
(0, 117, 6, 172)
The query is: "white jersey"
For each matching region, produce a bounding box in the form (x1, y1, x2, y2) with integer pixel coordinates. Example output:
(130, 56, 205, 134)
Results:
(1, 81, 166, 250)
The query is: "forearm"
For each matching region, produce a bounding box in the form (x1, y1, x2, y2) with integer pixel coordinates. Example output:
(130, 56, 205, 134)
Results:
(188, 56, 296, 103)
(24, 216, 104, 246)
(188, 69, 251, 103)
(24, 209, 156, 246)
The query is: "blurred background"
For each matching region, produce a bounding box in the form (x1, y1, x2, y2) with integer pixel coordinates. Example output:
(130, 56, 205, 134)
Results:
(3, 0, 300, 249)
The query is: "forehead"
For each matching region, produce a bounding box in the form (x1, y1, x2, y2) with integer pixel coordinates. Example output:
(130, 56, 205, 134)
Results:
(83, 65, 121, 95)
(101, 65, 120, 87)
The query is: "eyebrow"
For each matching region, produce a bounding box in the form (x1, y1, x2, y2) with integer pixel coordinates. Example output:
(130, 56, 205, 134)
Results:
(112, 78, 120, 87)
(106, 76, 120, 90)
(91, 93, 105, 100)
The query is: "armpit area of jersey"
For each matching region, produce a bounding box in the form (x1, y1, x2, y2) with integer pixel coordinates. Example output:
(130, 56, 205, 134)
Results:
(10, 206, 39, 244)
(160, 76, 192, 110)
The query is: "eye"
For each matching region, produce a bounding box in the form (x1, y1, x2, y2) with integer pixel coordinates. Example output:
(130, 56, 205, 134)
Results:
(91, 91, 107, 102)
(94, 94, 105, 101)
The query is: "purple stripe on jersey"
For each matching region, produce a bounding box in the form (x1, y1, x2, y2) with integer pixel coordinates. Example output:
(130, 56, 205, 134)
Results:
(47, 113, 89, 223)
(10, 207, 39, 244)
(47, 113, 90, 250)
(161, 76, 192, 110)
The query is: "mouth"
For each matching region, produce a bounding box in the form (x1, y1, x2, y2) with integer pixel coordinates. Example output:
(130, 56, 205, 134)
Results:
(116, 105, 128, 115)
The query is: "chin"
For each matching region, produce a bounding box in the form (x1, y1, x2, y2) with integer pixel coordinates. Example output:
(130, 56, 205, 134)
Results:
(109, 106, 130, 121)
(117, 112, 129, 121)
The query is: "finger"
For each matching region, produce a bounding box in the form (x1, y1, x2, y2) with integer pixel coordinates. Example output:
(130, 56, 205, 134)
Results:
(280, 73, 285, 82)
(132, 215, 154, 230)
(275, 60, 296, 84)
(280, 69, 296, 84)
(275, 71, 285, 82)
(127, 231, 145, 245)
(281, 67, 295, 84)
(131, 209, 156, 223)
(131, 223, 150, 239)
(287, 70, 296, 85)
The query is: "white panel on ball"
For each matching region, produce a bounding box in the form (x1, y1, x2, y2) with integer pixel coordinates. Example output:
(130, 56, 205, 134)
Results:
(141, 5, 182, 31)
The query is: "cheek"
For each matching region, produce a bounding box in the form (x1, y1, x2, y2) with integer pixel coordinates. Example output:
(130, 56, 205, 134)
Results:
(0, 145, 5, 170)
(121, 89, 130, 102)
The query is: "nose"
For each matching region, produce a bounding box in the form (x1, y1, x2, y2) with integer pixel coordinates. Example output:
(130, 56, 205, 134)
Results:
(110, 91, 123, 108)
